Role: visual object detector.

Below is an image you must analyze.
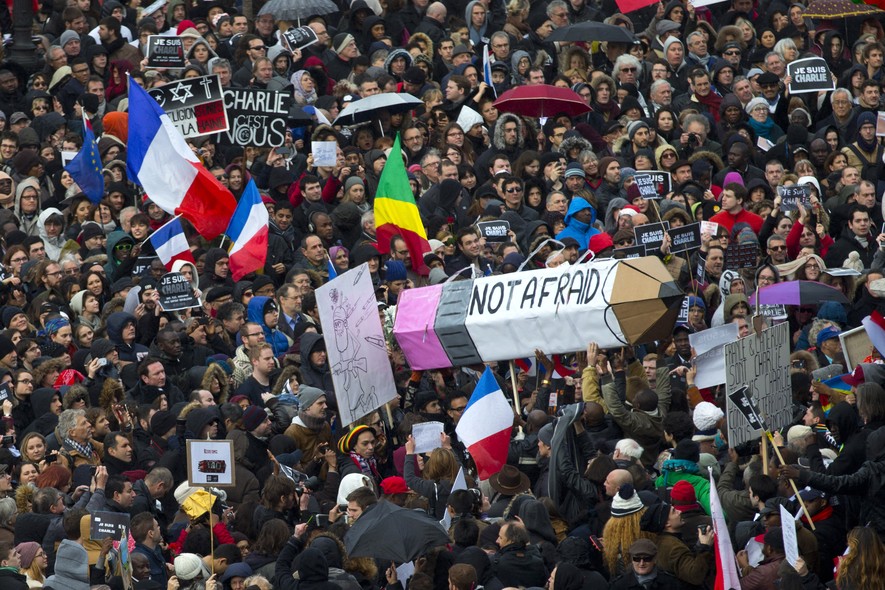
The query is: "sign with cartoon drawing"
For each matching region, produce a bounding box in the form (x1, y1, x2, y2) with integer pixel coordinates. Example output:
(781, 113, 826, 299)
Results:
(317, 263, 398, 426)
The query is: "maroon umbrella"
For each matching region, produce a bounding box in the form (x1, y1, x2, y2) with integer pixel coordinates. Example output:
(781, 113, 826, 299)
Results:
(748, 280, 849, 306)
(493, 84, 592, 118)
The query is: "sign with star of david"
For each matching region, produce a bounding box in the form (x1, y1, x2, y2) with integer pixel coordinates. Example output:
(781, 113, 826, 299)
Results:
(148, 74, 229, 139)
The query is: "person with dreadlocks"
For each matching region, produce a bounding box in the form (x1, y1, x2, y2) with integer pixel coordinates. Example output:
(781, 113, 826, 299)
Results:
(337, 425, 384, 487)
(602, 484, 655, 578)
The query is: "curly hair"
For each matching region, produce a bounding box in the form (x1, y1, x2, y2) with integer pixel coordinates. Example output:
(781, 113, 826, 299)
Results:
(15, 484, 34, 515)
(201, 363, 230, 404)
(601, 508, 654, 576)
(32, 358, 68, 388)
(837, 527, 885, 590)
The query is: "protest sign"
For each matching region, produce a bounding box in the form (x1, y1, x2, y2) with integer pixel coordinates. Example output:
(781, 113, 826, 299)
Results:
(787, 57, 834, 94)
(668, 223, 701, 253)
(691, 323, 739, 390)
(146, 35, 185, 68)
(412, 421, 444, 453)
(727, 387, 765, 432)
(700, 220, 719, 236)
(148, 75, 228, 138)
(131, 256, 159, 276)
(634, 221, 670, 253)
(187, 439, 235, 486)
(60, 150, 77, 167)
(756, 136, 775, 151)
(677, 296, 690, 323)
(840, 325, 872, 371)
(615, 245, 646, 259)
(824, 267, 862, 277)
(756, 304, 788, 321)
(778, 185, 810, 212)
(478, 220, 510, 242)
(725, 242, 759, 270)
(0, 382, 10, 404)
(725, 322, 791, 446)
(217, 88, 291, 147)
(317, 263, 399, 426)
(313, 141, 338, 166)
(282, 27, 319, 51)
(90, 511, 131, 541)
(633, 171, 671, 199)
(158, 272, 200, 311)
(780, 504, 800, 568)
(878, 112, 885, 137)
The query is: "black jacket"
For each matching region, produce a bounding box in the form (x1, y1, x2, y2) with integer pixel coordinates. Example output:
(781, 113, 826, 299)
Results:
(609, 569, 682, 590)
(492, 543, 547, 588)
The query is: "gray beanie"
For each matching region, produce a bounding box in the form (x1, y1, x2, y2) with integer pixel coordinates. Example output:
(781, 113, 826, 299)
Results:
(538, 423, 554, 446)
(345, 176, 364, 191)
(298, 384, 325, 410)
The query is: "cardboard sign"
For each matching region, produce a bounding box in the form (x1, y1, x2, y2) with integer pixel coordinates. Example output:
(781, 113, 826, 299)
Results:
(216, 88, 292, 147)
(840, 325, 873, 371)
(90, 511, 131, 541)
(725, 242, 759, 270)
(668, 223, 701, 253)
(282, 26, 319, 51)
(478, 220, 510, 242)
(158, 272, 200, 311)
(0, 382, 10, 404)
(187, 439, 235, 486)
(780, 504, 800, 568)
(691, 323, 739, 390)
(777, 185, 810, 212)
(634, 221, 670, 253)
(725, 322, 792, 446)
(146, 35, 185, 68)
(148, 75, 228, 139)
(786, 57, 834, 95)
(633, 171, 671, 199)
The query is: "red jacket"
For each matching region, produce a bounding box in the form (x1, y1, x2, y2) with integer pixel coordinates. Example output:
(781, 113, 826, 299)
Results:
(709, 208, 763, 234)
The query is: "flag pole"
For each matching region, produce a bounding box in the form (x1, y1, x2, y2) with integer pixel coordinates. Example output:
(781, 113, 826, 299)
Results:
(219, 235, 227, 250)
(137, 214, 183, 248)
(508, 360, 520, 413)
(764, 430, 815, 529)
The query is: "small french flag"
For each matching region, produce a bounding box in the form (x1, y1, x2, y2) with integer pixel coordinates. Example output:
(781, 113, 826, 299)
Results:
(862, 311, 885, 359)
(456, 366, 512, 479)
(225, 179, 269, 281)
(149, 217, 195, 270)
(483, 46, 497, 98)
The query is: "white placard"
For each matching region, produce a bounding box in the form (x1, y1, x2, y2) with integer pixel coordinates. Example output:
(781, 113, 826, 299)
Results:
(316, 263, 398, 426)
(187, 440, 235, 486)
(412, 421, 444, 454)
(439, 467, 467, 529)
(313, 140, 338, 167)
(690, 323, 739, 390)
(780, 504, 799, 568)
(700, 220, 719, 236)
(725, 322, 792, 446)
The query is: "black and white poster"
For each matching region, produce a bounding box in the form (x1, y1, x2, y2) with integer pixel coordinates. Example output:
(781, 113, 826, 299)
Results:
(634, 221, 670, 253)
(158, 272, 200, 311)
(281, 27, 319, 52)
(477, 220, 510, 242)
(787, 57, 834, 95)
(667, 222, 701, 253)
(725, 242, 759, 270)
(146, 36, 186, 68)
(90, 511, 131, 541)
(633, 171, 671, 199)
(148, 75, 229, 139)
(217, 88, 292, 148)
(615, 245, 646, 259)
(0, 382, 10, 404)
(777, 185, 810, 212)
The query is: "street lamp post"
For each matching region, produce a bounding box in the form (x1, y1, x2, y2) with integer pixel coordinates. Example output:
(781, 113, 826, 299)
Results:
(8, 0, 38, 72)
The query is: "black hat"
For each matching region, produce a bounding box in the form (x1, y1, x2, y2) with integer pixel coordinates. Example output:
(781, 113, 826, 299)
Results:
(205, 286, 233, 302)
(90, 338, 116, 359)
(150, 410, 177, 436)
(403, 66, 426, 85)
(414, 390, 439, 411)
(79, 222, 104, 242)
(756, 72, 780, 86)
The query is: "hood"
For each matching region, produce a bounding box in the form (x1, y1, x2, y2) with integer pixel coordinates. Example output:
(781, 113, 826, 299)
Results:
(518, 498, 558, 544)
(557, 134, 592, 157)
(31, 112, 66, 144)
(563, 197, 596, 227)
(867, 425, 885, 462)
(310, 536, 344, 569)
(101, 0, 125, 18)
(826, 402, 861, 443)
(605, 197, 629, 230)
(492, 113, 525, 152)
(185, 407, 219, 438)
(383, 48, 413, 77)
(50, 539, 89, 583)
(187, 366, 208, 391)
(37, 207, 64, 241)
(202, 248, 229, 279)
(719, 269, 742, 297)
(720, 92, 743, 115)
(510, 50, 530, 75)
(171, 260, 199, 292)
(14, 176, 41, 217)
(105, 230, 134, 260)
(300, 332, 326, 360)
(106, 311, 136, 344)
(31, 387, 59, 417)
(438, 179, 463, 211)
(297, 547, 330, 582)
(247, 296, 273, 328)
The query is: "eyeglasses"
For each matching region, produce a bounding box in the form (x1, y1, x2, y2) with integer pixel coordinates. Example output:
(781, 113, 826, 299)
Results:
(45, 270, 62, 277)
(246, 332, 264, 338)
(768, 245, 786, 251)
(449, 405, 467, 413)
(662, 152, 676, 158)
(114, 243, 132, 251)
(505, 187, 522, 193)
(632, 555, 654, 563)
(724, 50, 741, 56)
(621, 67, 637, 72)
(17, 378, 33, 385)
(617, 239, 634, 246)
(249, 45, 266, 51)
(805, 264, 820, 270)
(9, 257, 27, 264)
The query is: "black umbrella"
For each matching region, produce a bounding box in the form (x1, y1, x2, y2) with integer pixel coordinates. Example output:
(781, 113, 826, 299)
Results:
(344, 501, 450, 563)
(546, 22, 637, 44)
(258, 0, 338, 22)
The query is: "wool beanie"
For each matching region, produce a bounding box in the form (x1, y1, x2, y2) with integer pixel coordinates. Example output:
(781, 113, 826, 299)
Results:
(670, 480, 702, 512)
(610, 484, 644, 517)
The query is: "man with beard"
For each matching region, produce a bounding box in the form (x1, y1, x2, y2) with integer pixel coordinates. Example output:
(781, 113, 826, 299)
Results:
(199, 248, 234, 290)
(238, 405, 273, 479)
(234, 343, 275, 406)
(266, 202, 298, 286)
(284, 385, 333, 475)
(98, 17, 141, 69)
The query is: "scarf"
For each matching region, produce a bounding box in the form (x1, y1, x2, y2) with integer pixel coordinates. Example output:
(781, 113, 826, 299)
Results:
(64, 437, 94, 458)
(694, 91, 722, 122)
(348, 451, 380, 478)
(800, 504, 834, 526)
(747, 116, 777, 140)
(856, 134, 878, 153)
(297, 410, 326, 431)
(690, 52, 711, 67)
(291, 69, 317, 105)
(593, 99, 620, 122)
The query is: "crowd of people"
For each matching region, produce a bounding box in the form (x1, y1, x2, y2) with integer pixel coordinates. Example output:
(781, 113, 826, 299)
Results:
(0, 0, 885, 589)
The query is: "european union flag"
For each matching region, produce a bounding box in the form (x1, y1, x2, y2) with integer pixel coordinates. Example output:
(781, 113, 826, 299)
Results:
(65, 113, 104, 204)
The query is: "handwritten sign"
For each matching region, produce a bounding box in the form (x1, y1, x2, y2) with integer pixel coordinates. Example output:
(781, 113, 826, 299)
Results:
(146, 35, 185, 68)
(634, 221, 670, 253)
(787, 57, 834, 94)
(777, 185, 809, 212)
(147, 75, 228, 139)
(478, 220, 510, 242)
(633, 171, 671, 199)
(412, 421, 444, 454)
(217, 88, 291, 148)
(312, 140, 337, 167)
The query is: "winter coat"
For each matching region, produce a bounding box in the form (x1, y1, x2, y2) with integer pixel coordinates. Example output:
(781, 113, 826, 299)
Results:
(299, 332, 334, 402)
(654, 532, 714, 589)
(247, 296, 291, 356)
(609, 569, 682, 590)
(555, 197, 599, 251)
(492, 543, 547, 588)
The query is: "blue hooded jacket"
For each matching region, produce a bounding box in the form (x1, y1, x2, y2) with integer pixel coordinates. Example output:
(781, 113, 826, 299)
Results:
(247, 296, 290, 356)
(556, 197, 599, 250)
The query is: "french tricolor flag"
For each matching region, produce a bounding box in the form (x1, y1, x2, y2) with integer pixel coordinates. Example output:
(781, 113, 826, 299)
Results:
(862, 311, 885, 359)
(126, 77, 236, 240)
(456, 366, 513, 479)
(149, 217, 195, 270)
(224, 179, 268, 281)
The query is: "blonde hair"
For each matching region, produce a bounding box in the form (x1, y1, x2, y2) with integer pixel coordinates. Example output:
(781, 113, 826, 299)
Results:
(837, 527, 885, 590)
(602, 508, 655, 576)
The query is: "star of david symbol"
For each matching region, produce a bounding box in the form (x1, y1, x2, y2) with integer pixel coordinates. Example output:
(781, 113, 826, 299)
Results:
(170, 84, 193, 103)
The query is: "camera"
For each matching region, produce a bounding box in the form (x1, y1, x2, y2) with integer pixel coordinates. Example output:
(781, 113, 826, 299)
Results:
(688, 133, 700, 146)
(97, 358, 108, 367)
(295, 476, 323, 496)
(0, 435, 12, 446)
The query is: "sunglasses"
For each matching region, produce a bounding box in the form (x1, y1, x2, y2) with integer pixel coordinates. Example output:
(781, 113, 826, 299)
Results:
(632, 555, 654, 563)
(114, 243, 132, 251)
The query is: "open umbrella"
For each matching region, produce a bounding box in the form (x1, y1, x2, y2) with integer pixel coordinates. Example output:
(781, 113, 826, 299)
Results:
(333, 93, 423, 126)
(493, 84, 591, 118)
(546, 21, 637, 44)
(803, 0, 882, 17)
(258, 0, 338, 22)
(748, 280, 849, 306)
(345, 501, 450, 563)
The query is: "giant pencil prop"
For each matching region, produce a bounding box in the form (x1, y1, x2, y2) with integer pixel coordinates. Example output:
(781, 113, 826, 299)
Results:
(394, 256, 683, 370)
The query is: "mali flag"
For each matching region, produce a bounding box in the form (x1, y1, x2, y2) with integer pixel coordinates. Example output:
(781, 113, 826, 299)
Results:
(375, 133, 431, 274)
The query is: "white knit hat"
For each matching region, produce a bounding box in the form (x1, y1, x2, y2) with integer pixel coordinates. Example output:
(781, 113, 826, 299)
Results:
(693, 401, 724, 431)
(610, 484, 644, 517)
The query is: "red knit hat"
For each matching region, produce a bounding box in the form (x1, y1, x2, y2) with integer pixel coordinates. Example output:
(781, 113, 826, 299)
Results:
(670, 480, 701, 512)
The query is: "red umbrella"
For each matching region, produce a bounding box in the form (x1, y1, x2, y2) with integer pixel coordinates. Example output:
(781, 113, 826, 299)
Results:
(493, 84, 592, 118)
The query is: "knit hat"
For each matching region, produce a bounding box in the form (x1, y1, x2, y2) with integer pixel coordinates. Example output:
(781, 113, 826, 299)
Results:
(588, 232, 614, 254)
(338, 425, 375, 454)
(414, 389, 439, 411)
(90, 338, 116, 359)
(174, 553, 210, 581)
(626, 183, 641, 201)
(16, 542, 40, 569)
(150, 410, 177, 436)
(693, 401, 724, 431)
(380, 476, 409, 495)
(344, 176, 364, 192)
(0, 335, 14, 360)
(687, 295, 705, 310)
(528, 12, 551, 32)
(745, 97, 769, 115)
(297, 384, 325, 410)
(670, 480, 701, 512)
(787, 424, 813, 443)
(242, 405, 269, 432)
(627, 120, 649, 141)
(1, 306, 23, 328)
(611, 484, 644, 517)
(858, 110, 876, 130)
(332, 33, 355, 54)
(564, 162, 585, 178)
(672, 439, 700, 463)
(79, 222, 104, 242)
(538, 423, 554, 445)
(403, 66, 426, 85)
(60, 30, 80, 48)
(385, 260, 407, 282)
(620, 167, 636, 182)
(221, 562, 252, 583)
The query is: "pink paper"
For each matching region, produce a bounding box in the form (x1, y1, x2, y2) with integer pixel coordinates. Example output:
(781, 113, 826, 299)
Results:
(393, 285, 452, 370)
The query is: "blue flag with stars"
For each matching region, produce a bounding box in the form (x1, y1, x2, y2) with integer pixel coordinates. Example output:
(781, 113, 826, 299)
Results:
(65, 112, 104, 204)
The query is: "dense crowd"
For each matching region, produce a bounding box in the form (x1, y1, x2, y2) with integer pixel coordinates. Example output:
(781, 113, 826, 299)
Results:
(0, 0, 885, 589)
